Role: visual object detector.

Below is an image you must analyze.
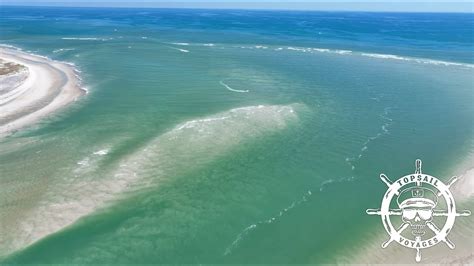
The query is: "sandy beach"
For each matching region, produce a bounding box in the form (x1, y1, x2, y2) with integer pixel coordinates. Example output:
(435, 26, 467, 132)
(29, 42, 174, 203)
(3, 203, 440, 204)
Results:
(0, 47, 84, 137)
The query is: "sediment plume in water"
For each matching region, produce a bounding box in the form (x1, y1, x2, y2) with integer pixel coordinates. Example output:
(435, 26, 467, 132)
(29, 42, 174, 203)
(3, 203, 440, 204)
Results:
(0, 104, 300, 257)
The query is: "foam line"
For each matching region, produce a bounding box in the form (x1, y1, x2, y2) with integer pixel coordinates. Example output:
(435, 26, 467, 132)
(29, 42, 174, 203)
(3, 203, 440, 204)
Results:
(61, 37, 112, 41)
(52, 48, 76, 53)
(360, 53, 474, 68)
(224, 189, 313, 256)
(169, 46, 190, 53)
(171, 42, 190, 46)
(219, 80, 249, 93)
(345, 107, 393, 174)
(93, 149, 109, 156)
(317, 107, 395, 194)
(319, 176, 355, 192)
(236, 44, 473, 69)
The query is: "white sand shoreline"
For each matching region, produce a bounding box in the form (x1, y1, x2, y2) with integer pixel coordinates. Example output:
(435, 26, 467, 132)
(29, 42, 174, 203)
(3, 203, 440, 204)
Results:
(0, 47, 85, 137)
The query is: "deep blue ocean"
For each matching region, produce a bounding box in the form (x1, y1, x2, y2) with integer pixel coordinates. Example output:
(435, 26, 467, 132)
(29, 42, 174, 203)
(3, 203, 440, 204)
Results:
(2, 7, 474, 63)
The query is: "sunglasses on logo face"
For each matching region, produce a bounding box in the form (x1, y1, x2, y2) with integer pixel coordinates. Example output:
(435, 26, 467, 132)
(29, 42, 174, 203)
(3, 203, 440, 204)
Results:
(402, 208, 433, 220)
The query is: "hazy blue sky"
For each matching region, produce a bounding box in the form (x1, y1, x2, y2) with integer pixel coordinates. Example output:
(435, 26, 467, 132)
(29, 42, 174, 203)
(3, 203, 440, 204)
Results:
(0, 1, 473, 12)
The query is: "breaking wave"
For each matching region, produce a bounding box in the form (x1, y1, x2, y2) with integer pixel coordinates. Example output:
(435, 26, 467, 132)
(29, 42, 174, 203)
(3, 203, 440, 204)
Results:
(231, 44, 473, 69)
(170, 42, 190, 46)
(169, 42, 216, 47)
(360, 53, 474, 68)
(286, 46, 352, 55)
(52, 48, 76, 53)
(169, 46, 190, 53)
(61, 37, 113, 41)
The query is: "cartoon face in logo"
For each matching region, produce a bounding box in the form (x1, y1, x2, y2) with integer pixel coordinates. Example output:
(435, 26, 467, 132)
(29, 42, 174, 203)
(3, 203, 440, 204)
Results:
(397, 187, 437, 236)
(366, 160, 471, 262)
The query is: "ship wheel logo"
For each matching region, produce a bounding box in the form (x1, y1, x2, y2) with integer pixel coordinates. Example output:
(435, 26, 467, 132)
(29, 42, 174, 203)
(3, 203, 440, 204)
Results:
(366, 159, 471, 262)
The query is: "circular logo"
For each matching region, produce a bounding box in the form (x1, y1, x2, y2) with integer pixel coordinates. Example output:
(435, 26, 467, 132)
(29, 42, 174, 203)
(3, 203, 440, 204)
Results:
(366, 159, 471, 262)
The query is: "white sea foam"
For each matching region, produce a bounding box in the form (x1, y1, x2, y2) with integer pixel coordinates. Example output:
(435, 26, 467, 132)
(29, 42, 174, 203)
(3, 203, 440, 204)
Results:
(171, 42, 190, 46)
(61, 37, 112, 41)
(74, 148, 110, 174)
(320, 176, 355, 192)
(334, 50, 352, 55)
(63, 61, 77, 67)
(345, 107, 393, 173)
(80, 87, 89, 94)
(361, 53, 404, 60)
(328, 107, 393, 194)
(237, 43, 472, 69)
(52, 48, 76, 53)
(287, 46, 310, 52)
(286, 46, 353, 55)
(169, 47, 190, 53)
(0, 44, 22, 50)
(171, 42, 216, 48)
(360, 53, 474, 68)
(76, 158, 89, 166)
(238, 45, 270, 50)
(312, 48, 331, 53)
(312, 48, 352, 54)
(93, 149, 109, 156)
(219, 80, 250, 93)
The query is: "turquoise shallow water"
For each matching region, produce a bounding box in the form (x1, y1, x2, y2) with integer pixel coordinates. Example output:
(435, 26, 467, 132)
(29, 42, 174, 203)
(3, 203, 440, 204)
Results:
(0, 7, 473, 263)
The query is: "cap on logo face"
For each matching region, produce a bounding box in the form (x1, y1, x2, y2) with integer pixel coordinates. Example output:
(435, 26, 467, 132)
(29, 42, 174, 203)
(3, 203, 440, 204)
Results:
(397, 187, 438, 209)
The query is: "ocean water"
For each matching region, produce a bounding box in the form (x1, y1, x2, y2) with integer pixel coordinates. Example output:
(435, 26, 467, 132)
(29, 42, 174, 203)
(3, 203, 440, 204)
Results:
(0, 7, 473, 263)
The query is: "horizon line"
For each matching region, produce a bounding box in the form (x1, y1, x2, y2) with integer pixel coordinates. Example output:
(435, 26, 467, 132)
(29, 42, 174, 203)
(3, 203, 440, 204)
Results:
(1, 4, 474, 13)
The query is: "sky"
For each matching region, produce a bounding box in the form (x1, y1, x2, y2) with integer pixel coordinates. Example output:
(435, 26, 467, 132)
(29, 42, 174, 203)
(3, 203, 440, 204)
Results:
(0, 0, 473, 12)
